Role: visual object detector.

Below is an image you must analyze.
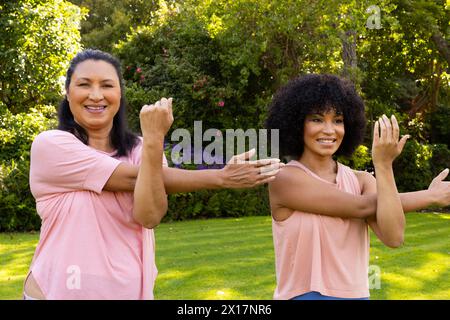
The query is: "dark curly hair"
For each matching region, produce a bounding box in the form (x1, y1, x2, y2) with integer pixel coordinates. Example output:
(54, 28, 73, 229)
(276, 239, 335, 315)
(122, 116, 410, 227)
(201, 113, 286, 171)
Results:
(265, 74, 366, 159)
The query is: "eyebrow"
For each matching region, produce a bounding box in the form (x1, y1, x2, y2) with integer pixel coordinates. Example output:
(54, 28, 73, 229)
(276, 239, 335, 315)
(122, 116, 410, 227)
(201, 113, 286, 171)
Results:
(310, 112, 343, 116)
(76, 77, 116, 83)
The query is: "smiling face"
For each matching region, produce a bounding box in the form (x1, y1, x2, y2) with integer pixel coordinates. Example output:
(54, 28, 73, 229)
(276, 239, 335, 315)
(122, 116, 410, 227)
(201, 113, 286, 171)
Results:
(302, 109, 345, 158)
(66, 59, 121, 133)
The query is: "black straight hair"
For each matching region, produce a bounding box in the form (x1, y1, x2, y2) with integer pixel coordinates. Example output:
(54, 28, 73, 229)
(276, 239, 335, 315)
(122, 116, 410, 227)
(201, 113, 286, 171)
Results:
(57, 49, 139, 157)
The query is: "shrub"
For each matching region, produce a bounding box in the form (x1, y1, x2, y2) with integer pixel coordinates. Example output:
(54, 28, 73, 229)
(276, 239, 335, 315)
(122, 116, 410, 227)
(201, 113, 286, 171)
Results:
(0, 105, 57, 231)
(165, 185, 270, 222)
(393, 139, 433, 192)
(338, 145, 372, 172)
(430, 144, 450, 177)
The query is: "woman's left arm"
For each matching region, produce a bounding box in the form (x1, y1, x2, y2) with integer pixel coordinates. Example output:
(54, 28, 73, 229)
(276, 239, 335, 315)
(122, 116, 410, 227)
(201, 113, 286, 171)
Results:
(364, 115, 409, 248)
(132, 98, 173, 229)
(162, 150, 282, 194)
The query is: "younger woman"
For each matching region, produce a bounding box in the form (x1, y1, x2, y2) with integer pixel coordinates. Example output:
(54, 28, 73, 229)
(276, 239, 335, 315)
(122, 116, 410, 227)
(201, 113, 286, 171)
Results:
(266, 74, 450, 300)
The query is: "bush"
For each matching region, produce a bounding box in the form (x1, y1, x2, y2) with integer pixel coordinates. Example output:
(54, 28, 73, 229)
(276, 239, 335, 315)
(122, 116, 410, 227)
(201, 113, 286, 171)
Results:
(114, 8, 274, 138)
(430, 144, 450, 177)
(0, 105, 57, 231)
(427, 104, 450, 148)
(393, 139, 433, 192)
(338, 145, 372, 171)
(165, 185, 270, 222)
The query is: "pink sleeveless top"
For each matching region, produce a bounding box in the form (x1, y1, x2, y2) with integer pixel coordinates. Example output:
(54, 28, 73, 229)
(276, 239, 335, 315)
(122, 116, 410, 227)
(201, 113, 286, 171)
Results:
(272, 160, 370, 299)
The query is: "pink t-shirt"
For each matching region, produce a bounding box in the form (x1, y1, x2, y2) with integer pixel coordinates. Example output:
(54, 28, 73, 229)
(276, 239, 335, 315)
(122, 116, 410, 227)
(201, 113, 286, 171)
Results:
(28, 129, 167, 300)
(272, 160, 370, 300)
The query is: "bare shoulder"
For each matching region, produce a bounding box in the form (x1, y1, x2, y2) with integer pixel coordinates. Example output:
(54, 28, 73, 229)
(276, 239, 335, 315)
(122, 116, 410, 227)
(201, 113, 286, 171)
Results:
(353, 169, 375, 180)
(269, 165, 306, 191)
(353, 170, 376, 194)
(268, 166, 301, 221)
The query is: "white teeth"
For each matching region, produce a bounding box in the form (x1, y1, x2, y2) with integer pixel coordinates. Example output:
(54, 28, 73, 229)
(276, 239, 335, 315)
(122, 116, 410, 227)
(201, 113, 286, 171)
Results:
(317, 139, 335, 142)
(85, 106, 106, 110)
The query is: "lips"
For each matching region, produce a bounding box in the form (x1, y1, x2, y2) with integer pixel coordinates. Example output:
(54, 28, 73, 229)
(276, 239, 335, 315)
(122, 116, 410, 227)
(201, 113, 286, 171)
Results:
(85, 105, 106, 113)
(317, 138, 336, 143)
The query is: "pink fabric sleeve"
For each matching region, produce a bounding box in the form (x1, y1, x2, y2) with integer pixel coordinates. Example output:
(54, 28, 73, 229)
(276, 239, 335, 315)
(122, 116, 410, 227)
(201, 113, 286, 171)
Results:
(30, 130, 121, 199)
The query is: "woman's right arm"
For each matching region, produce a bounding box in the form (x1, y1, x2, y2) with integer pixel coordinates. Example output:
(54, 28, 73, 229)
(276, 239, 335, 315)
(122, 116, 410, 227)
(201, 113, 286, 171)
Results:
(269, 166, 377, 220)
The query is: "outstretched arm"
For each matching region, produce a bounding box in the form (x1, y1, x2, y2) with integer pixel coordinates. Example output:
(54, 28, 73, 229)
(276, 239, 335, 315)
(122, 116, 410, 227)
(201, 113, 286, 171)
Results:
(162, 150, 281, 193)
(104, 149, 283, 194)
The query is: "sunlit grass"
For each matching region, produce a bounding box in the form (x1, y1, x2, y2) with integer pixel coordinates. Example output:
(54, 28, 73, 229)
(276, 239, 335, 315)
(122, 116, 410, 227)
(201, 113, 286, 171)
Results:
(0, 213, 448, 300)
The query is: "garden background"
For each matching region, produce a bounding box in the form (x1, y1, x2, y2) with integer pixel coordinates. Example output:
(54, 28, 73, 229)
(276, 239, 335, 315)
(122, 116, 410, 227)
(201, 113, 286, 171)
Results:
(0, 0, 449, 299)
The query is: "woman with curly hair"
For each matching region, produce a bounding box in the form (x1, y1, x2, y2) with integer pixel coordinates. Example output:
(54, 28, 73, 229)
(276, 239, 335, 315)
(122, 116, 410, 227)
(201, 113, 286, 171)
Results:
(265, 74, 450, 300)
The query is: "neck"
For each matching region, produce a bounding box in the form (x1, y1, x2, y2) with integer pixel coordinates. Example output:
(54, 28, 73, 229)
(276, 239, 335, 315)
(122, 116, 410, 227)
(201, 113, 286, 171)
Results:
(86, 126, 114, 153)
(298, 152, 337, 176)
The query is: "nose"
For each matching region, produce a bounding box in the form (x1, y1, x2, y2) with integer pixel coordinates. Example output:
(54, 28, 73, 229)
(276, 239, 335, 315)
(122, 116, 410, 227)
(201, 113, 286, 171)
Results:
(88, 86, 104, 101)
(322, 121, 335, 134)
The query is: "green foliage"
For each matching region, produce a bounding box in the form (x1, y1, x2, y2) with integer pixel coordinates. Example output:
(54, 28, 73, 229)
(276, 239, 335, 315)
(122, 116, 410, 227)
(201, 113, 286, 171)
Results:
(430, 144, 450, 177)
(0, 105, 57, 231)
(338, 145, 372, 171)
(115, 13, 269, 135)
(0, 0, 86, 113)
(165, 185, 270, 222)
(70, 0, 160, 52)
(393, 139, 433, 192)
(427, 104, 450, 147)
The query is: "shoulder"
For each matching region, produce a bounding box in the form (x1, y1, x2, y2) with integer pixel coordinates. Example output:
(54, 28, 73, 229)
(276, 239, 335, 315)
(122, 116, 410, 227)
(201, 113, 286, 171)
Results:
(269, 164, 308, 192)
(33, 129, 78, 145)
(352, 169, 375, 181)
(31, 130, 88, 157)
(352, 169, 376, 194)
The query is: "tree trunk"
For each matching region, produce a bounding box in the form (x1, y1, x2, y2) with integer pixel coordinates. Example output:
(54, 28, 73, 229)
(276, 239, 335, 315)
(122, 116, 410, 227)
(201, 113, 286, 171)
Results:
(431, 31, 450, 66)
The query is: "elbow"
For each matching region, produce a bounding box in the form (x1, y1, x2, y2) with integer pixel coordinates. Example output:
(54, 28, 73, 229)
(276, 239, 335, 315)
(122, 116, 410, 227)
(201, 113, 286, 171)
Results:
(384, 234, 404, 248)
(133, 205, 167, 229)
(134, 213, 163, 229)
(142, 219, 161, 230)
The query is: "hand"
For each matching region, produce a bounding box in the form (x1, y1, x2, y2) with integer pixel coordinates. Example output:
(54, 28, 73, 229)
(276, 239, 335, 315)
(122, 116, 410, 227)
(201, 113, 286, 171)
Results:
(220, 148, 285, 188)
(428, 168, 450, 207)
(372, 114, 409, 167)
(140, 97, 174, 139)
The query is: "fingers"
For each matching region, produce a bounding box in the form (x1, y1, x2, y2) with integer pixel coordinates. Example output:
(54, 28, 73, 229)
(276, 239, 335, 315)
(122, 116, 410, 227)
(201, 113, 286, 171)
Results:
(380, 114, 391, 142)
(252, 158, 281, 167)
(391, 115, 400, 142)
(168, 97, 173, 117)
(376, 114, 403, 144)
(397, 134, 410, 153)
(434, 168, 450, 182)
(373, 120, 380, 144)
(259, 163, 282, 175)
(231, 148, 256, 163)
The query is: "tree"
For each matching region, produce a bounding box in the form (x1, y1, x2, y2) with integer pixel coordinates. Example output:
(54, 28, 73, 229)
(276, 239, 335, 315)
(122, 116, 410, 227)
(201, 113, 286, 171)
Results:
(70, 0, 161, 52)
(0, 0, 86, 113)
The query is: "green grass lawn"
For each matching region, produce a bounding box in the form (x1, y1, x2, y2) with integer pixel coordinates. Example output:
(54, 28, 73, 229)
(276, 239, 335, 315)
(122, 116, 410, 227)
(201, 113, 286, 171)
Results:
(1, 213, 449, 300)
